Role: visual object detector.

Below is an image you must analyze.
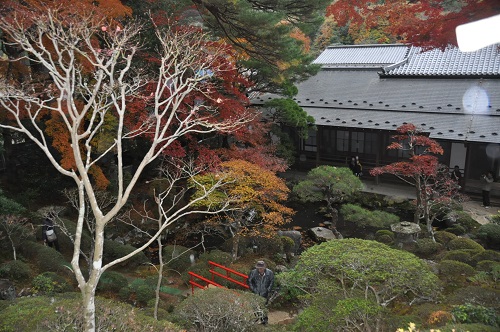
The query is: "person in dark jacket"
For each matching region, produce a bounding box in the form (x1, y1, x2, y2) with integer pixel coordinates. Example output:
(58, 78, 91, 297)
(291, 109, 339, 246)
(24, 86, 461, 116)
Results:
(247, 260, 274, 324)
(42, 216, 60, 252)
(481, 171, 494, 208)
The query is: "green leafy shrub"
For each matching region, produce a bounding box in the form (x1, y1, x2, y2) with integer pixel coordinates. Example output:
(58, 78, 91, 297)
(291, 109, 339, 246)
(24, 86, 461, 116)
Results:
(412, 238, 444, 259)
(136, 284, 154, 305)
(451, 211, 481, 232)
(163, 245, 195, 273)
(97, 271, 128, 293)
(441, 250, 475, 266)
(447, 238, 484, 251)
(451, 303, 499, 327)
(439, 260, 475, 280)
(281, 236, 295, 252)
(103, 239, 149, 268)
(32, 272, 70, 294)
(0, 260, 32, 280)
(254, 235, 284, 256)
(18, 241, 68, 273)
(174, 287, 265, 332)
(434, 231, 458, 245)
(445, 225, 467, 235)
(340, 203, 399, 229)
(475, 223, 500, 249)
(447, 286, 500, 309)
(475, 260, 499, 273)
(0, 294, 181, 331)
(375, 230, 395, 244)
(472, 249, 500, 264)
(197, 249, 232, 266)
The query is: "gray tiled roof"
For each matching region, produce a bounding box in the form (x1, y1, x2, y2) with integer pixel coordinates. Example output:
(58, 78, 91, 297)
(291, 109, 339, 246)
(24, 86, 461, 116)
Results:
(313, 44, 410, 68)
(253, 70, 500, 144)
(253, 44, 500, 144)
(384, 45, 500, 76)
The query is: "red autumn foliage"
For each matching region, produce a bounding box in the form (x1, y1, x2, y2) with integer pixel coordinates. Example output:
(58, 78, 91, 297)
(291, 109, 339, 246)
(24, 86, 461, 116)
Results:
(326, 0, 500, 49)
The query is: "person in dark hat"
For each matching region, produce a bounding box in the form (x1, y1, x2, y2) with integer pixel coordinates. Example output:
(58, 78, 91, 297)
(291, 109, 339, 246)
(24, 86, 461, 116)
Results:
(247, 260, 274, 324)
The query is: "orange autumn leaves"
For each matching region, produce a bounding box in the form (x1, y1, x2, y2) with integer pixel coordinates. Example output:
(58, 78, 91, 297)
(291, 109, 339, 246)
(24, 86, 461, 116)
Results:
(191, 160, 294, 236)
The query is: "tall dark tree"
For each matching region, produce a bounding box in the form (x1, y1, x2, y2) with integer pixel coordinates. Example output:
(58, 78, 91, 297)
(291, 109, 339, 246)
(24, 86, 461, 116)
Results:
(124, 0, 331, 94)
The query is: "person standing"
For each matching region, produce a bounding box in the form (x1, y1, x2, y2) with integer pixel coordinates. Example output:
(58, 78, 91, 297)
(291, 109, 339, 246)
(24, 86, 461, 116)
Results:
(450, 165, 462, 184)
(481, 171, 494, 208)
(42, 216, 60, 252)
(247, 260, 274, 324)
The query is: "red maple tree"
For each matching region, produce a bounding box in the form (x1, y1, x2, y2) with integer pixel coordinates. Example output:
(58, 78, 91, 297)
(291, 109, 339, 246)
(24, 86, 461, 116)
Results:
(370, 124, 465, 238)
(326, 0, 500, 49)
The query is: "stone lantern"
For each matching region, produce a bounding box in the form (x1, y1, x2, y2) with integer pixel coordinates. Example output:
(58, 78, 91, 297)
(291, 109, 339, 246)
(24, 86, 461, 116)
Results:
(391, 221, 421, 244)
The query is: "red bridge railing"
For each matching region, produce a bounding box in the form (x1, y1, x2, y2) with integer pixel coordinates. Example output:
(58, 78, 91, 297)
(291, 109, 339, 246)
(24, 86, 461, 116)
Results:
(188, 260, 249, 295)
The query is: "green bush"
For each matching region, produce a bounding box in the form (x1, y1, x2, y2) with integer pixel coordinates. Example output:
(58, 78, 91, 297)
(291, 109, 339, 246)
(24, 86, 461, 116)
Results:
(441, 250, 475, 266)
(174, 287, 265, 332)
(18, 241, 68, 273)
(375, 230, 395, 244)
(451, 211, 481, 232)
(412, 238, 444, 258)
(447, 238, 484, 251)
(439, 260, 476, 279)
(281, 236, 295, 252)
(97, 270, 128, 293)
(103, 239, 149, 268)
(254, 235, 284, 256)
(197, 249, 232, 266)
(452, 303, 499, 327)
(475, 261, 499, 274)
(472, 250, 500, 265)
(341, 203, 399, 229)
(434, 231, 458, 245)
(475, 223, 500, 249)
(0, 260, 32, 280)
(447, 286, 500, 309)
(445, 225, 467, 235)
(0, 294, 181, 331)
(136, 284, 155, 305)
(162, 245, 195, 273)
(32, 272, 70, 294)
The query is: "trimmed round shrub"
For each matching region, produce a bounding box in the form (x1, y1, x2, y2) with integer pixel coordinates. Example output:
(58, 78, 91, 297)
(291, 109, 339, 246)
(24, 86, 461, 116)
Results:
(447, 238, 484, 251)
(136, 284, 155, 306)
(412, 238, 444, 258)
(434, 231, 458, 245)
(452, 211, 481, 232)
(472, 250, 500, 265)
(197, 249, 232, 266)
(439, 260, 476, 279)
(441, 250, 475, 266)
(447, 286, 500, 308)
(174, 287, 265, 332)
(103, 239, 149, 268)
(97, 271, 128, 293)
(18, 240, 68, 273)
(375, 230, 395, 244)
(0, 260, 32, 280)
(445, 225, 467, 235)
(475, 223, 500, 249)
(0, 294, 180, 331)
(476, 261, 500, 274)
(32, 272, 71, 294)
(281, 236, 295, 252)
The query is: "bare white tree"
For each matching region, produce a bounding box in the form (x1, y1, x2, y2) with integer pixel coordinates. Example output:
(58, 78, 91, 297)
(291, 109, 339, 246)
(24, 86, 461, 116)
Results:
(0, 8, 251, 332)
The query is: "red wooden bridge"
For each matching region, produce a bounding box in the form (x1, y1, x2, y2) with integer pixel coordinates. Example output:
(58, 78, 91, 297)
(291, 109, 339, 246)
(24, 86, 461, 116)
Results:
(188, 260, 250, 294)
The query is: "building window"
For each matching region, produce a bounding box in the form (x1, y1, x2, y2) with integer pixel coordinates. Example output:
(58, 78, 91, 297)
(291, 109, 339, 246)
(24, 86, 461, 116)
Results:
(336, 130, 349, 152)
(351, 131, 364, 153)
(303, 128, 317, 152)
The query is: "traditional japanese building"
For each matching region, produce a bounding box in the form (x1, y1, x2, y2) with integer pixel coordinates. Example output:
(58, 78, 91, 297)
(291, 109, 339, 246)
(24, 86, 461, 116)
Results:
(255, 44, 500, 195)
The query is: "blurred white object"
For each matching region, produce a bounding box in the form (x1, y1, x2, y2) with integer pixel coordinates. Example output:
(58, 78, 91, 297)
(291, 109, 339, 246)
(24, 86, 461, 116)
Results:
(456, 14, 500, 52)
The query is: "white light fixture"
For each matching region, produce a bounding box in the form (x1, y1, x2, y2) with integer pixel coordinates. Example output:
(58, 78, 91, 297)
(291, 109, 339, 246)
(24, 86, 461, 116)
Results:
(456, 14, 500, 52)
